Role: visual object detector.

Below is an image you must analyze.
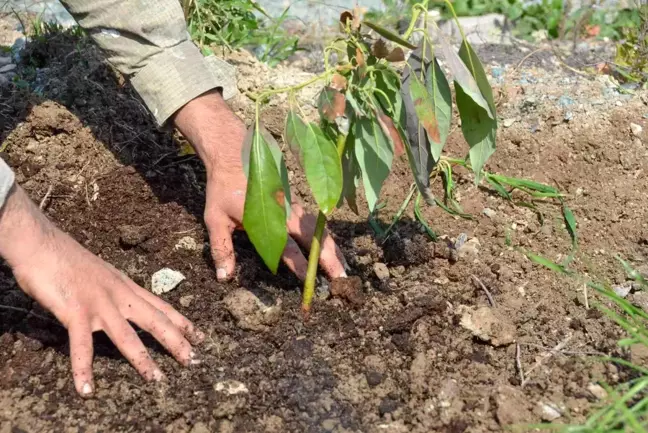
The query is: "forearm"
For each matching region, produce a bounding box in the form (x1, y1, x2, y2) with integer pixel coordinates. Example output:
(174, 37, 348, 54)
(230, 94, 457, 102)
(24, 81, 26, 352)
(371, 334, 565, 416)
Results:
(0, 184, 53, 271)
(59, 0, 235, 126)
(172, 91, 246, 172)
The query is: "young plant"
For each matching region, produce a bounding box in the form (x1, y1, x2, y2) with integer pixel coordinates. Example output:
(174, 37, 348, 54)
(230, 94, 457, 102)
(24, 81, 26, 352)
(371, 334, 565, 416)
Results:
(242, 1, 498, 318)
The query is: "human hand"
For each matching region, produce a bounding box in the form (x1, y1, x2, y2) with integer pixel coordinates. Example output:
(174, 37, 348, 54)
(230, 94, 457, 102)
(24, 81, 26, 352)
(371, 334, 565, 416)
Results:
(173, 91, 348, 282)
(0, 186, 204, 396)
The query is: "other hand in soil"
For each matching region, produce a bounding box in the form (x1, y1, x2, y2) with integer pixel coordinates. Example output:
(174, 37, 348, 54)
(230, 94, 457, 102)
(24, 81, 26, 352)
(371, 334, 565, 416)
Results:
(0, 185, 205, 397)
(173, 91, 348, 282)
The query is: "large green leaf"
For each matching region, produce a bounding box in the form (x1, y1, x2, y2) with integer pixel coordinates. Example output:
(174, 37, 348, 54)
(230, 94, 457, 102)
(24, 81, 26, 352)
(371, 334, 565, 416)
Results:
(425, 58, 452, 161)
(437, 36, 493, 119)
(455, 85, 496, 183)
(242, 124, 291, 217)
(242, 124, 288, 274)
(284, 111, 343, 215)
(458, 41, 496, 120)
(354, 116, 394, 212)
(338, 128, 360, 214)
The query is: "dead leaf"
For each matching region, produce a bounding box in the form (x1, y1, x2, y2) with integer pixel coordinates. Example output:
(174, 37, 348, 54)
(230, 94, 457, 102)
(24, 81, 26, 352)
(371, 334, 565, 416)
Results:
(385, 47, 405, 62)
(319, 87, 346, 122)
(352, 5, 366, 31)
(339, 11, 353, 30)
(356, 47, 366, 69)
(372, 39, 389, 58)
(376, 109, 405, 157)
(331, 73, 347, 91)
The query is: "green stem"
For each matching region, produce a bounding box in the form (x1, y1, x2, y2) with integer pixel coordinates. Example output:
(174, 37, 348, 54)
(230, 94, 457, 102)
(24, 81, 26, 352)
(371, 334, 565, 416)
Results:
(302, 133, 347, 319)
(402, 1, 430, 39)
(301, 211, 326, 318)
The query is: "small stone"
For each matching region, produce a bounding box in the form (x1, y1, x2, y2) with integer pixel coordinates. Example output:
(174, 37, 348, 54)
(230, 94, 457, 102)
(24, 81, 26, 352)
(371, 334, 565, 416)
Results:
(366, 370, 383, 387)
(503, 118, 516, 128)
(321, 418, 339, 431)
(0, 64, 16, 74)
(0, 57, 11, 66)
(214, 380, 249, 395)
(630, 291, 648, 312)
(537, 403, 562, 421)
(612, 282, 633, 298)
(175, 236, 199, 251)
(179, 295, 195, 307)
(457, 237, 480, 259)
(587, 383, 608, 400)
(190, 422, 210, 433)
(151, 268, 186, 295)
(482, 208, 496, 218)
(379, 397, 399, 416)
(373, 263, 390, 280)
(631, 123, 643, 137)
(458, 305, 516, 346)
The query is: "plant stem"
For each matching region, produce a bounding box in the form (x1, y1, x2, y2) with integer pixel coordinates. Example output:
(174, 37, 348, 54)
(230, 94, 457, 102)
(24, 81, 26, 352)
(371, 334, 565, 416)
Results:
(301, 134, 347, 319)
(301, 210, 326, 319)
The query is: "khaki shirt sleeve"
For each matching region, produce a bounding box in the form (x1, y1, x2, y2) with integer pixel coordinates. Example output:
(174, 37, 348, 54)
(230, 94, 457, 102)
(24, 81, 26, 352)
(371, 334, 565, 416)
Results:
(59, 0, 235, 126)
(0, 158, 15, 211)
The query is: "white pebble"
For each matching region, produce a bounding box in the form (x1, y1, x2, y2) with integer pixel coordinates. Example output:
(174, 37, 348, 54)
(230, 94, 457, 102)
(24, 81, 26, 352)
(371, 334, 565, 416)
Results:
(151, 268, 185, 295)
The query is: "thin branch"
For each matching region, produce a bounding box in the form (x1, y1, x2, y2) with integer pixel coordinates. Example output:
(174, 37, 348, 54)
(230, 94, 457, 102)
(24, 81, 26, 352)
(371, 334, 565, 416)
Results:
(39, 184, 54, 210)
(521, 335, 573, 387)
(516, 343, 525, 385)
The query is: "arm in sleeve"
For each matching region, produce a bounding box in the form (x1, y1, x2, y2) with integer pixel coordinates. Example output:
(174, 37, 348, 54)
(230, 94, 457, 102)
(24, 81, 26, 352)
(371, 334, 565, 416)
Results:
(59, 0, 235, 126)
(0, 158, 15, 211)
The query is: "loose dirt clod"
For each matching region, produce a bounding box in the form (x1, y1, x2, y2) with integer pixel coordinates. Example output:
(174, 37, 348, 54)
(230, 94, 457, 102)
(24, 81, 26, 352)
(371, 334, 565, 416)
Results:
(175, 236, 200, 251)
(223, 289, 282, 331)
(151, 268, 186, 295)
(458, 305, 516, 346)
(118, 224, 151, 247)
(214, 380, 249, 395)
(329, 276, 364, 307)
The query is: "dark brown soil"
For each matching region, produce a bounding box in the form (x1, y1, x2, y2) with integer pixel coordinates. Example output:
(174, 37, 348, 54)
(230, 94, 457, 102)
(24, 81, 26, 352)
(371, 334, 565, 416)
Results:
(0, 29, 647, 433)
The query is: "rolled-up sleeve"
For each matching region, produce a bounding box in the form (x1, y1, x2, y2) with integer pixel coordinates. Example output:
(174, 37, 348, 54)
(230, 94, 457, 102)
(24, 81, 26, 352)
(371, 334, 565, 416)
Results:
(0, 158, 15, 211)
(59, 0, 236, 126)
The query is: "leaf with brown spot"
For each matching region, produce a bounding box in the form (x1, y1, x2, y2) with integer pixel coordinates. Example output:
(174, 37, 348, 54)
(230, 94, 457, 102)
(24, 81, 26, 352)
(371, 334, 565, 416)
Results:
(330, 73, 347, 91)
(375, 109, 405, 157)
(386, 47, 405, 62)
(318, 87, 346, 123)
(372, 39, 389, 58)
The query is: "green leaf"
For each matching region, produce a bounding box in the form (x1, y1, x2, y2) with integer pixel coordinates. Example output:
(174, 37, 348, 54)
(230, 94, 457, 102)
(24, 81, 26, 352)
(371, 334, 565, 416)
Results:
(242, 123, 288, 274)
(285, 111, 342, 215)
(455, 85, 496, 183)
(374, 68, 404, 126)
(437, 36, 493, 118)
(363, 21, 417, 49)
(425, 58, 452, 161)
(242, 124, 291, 217)
(522, 250, 570, 274)
(485, 175, 512, 200)
(338, 128, 360, 214)
(562, 204, 578, 247)
(458, 41, 497, 119)
(355, 115, 394, 212)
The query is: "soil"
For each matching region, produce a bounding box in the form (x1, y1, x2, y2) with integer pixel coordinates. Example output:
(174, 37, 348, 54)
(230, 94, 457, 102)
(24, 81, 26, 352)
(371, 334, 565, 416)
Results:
(0, 26, 647, 433)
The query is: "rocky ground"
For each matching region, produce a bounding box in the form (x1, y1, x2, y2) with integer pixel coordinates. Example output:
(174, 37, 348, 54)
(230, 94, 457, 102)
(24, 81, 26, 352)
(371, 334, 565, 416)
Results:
(0, 7, 647, 433)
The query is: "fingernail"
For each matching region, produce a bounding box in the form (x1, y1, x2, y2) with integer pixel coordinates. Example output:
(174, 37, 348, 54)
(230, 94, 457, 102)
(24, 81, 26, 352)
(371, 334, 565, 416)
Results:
(217, 268, 228, 281)
(195, 329, 206, 342)
(189, 350, 202, 366)
(152, 369, 165, 382)
(82, 382, 93, 395)
(339, 271, 348, 278)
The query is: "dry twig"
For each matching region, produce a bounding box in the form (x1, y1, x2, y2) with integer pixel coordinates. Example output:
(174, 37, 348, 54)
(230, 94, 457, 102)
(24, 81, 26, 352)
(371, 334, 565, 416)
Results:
(39, 184, 54, 210)
(516, 343, 525, 385)
(521, 335, 573, 387)
(471, 274, 495, 307)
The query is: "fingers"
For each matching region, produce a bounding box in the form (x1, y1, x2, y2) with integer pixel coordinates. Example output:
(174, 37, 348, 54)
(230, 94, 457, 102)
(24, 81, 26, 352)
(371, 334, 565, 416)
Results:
(281, 237, 308, 281)
(205, 210, 236, 282)
(101, 307, 163, 382)
(126, 280, 205, 345)
(69, 321, 94, 397)
(286, 204, 348, 280)
(122, 293, 196, 367)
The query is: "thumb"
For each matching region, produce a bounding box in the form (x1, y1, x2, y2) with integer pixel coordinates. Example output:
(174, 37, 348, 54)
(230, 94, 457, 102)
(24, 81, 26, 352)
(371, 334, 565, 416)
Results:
(206, 211, 236, 282)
